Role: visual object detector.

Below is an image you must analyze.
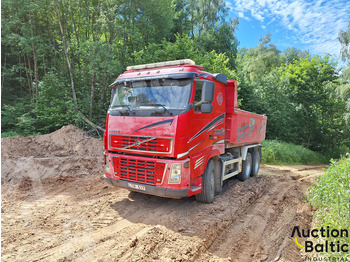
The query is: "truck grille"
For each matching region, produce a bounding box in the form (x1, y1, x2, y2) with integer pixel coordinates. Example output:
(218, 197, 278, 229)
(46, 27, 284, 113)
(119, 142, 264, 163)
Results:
(112, 157, 166, 185)
(110, 135, 172, 153)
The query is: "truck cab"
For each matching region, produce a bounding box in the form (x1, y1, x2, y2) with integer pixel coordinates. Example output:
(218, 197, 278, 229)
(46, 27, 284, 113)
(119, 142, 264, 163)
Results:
(104, 59, 267, 203)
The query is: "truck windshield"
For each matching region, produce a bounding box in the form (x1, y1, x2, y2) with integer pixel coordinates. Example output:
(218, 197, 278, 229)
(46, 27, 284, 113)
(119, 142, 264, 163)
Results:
(109, 78, 192, 115)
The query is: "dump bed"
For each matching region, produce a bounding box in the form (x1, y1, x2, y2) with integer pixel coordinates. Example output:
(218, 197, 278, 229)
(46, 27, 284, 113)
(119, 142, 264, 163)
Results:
(225, 80, 267, 147)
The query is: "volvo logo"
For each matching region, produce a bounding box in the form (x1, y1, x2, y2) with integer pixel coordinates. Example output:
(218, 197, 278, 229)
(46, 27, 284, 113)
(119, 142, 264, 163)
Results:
(135, 140, 141, 147)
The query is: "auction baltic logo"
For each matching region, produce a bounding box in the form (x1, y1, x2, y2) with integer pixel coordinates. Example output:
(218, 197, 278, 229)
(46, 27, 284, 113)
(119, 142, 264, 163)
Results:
(292, 226, 349, 260)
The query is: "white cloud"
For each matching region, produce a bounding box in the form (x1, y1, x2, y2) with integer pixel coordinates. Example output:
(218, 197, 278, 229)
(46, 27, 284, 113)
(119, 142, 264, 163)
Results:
(230, 0, 350, 55)
(238, 11, 251, 21)
(267, 18, 276, 25)
(252, 10, 265, 22)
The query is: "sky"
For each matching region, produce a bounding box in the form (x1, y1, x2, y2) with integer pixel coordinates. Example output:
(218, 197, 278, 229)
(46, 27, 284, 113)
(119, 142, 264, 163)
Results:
(226, 0, 350, 59)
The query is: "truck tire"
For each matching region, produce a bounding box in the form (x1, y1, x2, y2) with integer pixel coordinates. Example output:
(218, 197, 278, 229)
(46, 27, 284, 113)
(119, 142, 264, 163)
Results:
(195, 159, 215, 203)
(251, 150, 261, 177)
(237, 152, 252, 181)
(214, 159, 223, 194)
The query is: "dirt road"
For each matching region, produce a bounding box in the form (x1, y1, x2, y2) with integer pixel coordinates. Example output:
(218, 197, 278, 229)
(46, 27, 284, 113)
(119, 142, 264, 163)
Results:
(1, 126, 327, 261)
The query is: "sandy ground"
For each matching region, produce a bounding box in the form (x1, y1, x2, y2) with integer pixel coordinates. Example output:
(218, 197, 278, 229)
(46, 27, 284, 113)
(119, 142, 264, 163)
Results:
(1, 126, 327, 261)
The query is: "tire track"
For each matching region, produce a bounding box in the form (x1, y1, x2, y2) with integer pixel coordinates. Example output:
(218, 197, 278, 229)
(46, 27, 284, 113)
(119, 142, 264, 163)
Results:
(2, 162, 324, 261)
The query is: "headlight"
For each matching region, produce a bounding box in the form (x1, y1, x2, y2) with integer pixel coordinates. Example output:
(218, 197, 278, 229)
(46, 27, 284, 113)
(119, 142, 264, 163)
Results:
(169, 163, 182, 184)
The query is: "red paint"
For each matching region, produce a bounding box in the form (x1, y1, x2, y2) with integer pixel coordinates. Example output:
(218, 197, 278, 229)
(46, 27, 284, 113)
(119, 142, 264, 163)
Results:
(104, 61, 267, 198)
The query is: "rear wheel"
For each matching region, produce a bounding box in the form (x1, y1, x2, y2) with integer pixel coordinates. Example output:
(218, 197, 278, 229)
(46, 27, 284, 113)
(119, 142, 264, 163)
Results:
(237, 152, 252, 181)
(251, 150, 261, 177)
(196, 159, 215, 203)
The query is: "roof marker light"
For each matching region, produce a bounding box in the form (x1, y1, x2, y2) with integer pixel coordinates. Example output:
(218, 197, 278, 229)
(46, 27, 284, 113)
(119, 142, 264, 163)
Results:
(126, 59, 196, 71)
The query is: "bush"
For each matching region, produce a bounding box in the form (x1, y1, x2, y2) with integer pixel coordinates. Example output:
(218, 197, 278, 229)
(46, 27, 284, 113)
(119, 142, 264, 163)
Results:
(1, 97, 34, 134)
(1, 73, 79, 136)
(1, 131, 20, 138)
(307, 155, 350, 258)
(261, 140, 327, 165)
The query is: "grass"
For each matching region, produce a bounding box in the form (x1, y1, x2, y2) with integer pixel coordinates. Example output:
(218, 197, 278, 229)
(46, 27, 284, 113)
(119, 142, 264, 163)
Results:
(307, 155, 350, 258)
(1, 131, 41, 138)
(1, 131, 21, 138)
(261, 140, 327, 165)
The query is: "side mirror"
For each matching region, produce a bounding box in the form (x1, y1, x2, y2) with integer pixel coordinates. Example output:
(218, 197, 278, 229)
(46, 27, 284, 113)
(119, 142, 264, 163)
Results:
(201, 103, 213, 113)
(202, 82, 215, 102)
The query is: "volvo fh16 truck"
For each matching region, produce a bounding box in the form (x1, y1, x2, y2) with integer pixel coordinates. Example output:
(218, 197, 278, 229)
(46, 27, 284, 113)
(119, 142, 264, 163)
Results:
(104, 59, 267, 203)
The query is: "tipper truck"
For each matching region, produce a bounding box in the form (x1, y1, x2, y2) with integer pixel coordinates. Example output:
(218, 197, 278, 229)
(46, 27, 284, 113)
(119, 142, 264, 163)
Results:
(104, 59, 267, 203)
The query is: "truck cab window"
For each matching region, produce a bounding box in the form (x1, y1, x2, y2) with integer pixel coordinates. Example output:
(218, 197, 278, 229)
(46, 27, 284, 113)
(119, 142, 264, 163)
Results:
(194, 81, 204, 112)
(109, 77, 193, 116)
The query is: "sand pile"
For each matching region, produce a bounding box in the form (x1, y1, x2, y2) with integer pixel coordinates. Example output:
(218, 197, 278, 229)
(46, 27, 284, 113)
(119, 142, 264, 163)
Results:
(1, 125, 104, 183)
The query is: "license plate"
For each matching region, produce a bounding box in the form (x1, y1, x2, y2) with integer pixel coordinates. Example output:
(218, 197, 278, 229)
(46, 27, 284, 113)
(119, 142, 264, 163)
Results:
(127, 183, 146, 191)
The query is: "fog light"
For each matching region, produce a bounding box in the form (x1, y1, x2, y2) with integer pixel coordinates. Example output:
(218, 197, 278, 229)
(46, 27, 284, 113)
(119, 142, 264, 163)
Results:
(169, 163, 181, 184)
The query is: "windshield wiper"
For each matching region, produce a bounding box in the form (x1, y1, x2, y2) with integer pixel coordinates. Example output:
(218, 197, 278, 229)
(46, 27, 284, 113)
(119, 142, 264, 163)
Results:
(110, 104, 131, 112)
(139, 104, 172, 115)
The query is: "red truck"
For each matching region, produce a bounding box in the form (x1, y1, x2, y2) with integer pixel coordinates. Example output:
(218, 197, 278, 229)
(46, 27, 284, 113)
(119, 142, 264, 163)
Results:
(104, 59, 267, 203)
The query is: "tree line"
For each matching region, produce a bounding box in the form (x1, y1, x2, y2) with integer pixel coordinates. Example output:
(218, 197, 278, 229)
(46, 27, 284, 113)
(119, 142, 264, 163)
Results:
(1, 0, 350, 158)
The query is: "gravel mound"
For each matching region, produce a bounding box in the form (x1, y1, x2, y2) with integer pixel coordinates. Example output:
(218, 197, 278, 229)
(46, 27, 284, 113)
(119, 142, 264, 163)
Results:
(1, 125, 103, 183)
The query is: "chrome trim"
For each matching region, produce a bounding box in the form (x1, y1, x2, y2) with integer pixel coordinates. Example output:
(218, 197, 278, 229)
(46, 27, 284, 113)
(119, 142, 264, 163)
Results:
(177, 140, 204, 158)
(194, 156, 204, 169)
(122, 137, 156, 149)
(195, 156, 204, 164)
(194, 162, 203, 169)
(190, 186, 201, 191)
(213, 139, 225, 144)
(177, 151, 190, 158)
(109, 134, 173, 154)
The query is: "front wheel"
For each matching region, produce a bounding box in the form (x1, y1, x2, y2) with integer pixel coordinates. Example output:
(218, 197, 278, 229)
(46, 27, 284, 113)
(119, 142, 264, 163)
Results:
(237, 152, 252, 181)
(196, 159, 215, 203)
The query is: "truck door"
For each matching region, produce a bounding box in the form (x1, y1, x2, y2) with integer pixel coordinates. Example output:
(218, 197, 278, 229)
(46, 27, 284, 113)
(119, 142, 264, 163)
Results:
(187, 79, 226, 174)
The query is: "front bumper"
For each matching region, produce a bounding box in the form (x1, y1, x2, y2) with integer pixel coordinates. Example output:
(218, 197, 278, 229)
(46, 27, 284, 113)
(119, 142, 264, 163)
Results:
(104, 175, 189, 199)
